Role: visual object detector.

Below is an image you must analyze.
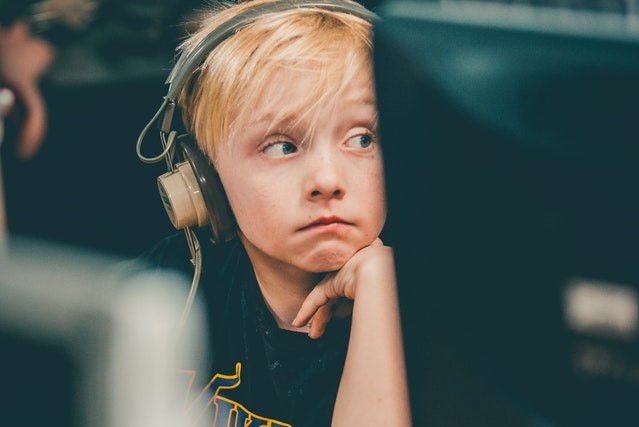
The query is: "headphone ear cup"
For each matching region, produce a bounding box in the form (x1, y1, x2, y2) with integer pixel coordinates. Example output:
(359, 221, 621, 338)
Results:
(158, 161, 210, 230)
(181, 138, 236, 242)
(157, 138, 236, 242)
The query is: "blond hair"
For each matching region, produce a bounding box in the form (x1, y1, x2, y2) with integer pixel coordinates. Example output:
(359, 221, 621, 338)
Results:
(177, 0, 373, 160)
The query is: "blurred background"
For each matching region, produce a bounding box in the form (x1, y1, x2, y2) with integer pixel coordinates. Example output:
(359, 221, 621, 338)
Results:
(1, 5, 205, 423)
(374, 1, 639, 426)
(1, 1, 639, 426)
(0, 0, 205, 257)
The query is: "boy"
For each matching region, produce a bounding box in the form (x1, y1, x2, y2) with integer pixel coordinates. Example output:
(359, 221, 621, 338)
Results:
(140, 0, 410, 425)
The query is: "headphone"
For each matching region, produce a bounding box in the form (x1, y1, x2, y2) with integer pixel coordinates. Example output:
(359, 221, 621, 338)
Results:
(136, 0, 377, 328)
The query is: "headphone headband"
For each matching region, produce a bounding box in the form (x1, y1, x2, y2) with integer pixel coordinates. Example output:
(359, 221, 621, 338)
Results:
(165, 0, 377, 102)
(160, 0, 377, 133)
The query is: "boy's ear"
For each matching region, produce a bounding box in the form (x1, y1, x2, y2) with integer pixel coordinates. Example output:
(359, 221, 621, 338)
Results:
(157, 137, 236, 243)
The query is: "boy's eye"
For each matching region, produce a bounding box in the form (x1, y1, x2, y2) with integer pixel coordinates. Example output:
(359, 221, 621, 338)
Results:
(263, 141, 298, 157)
(346, 132, 375, 150)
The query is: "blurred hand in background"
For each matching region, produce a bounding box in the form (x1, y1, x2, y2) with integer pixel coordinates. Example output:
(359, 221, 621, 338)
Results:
(0, 20, 55, 159)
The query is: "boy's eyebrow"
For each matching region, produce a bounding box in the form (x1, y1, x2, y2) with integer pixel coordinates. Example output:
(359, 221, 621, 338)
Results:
(247, 110, 301, 128)
(243, 92, 378, 136)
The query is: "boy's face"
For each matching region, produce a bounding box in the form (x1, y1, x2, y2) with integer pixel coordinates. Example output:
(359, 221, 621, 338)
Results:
(214, 66, 385, 274)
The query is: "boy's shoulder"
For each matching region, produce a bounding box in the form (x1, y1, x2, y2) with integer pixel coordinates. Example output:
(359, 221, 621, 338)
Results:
(138, 229, 239, 278)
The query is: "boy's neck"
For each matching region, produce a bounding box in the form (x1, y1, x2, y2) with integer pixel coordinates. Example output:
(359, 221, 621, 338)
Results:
(240, 235, 319, 333)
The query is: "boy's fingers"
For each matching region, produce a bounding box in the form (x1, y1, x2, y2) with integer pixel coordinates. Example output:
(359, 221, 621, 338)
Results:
(15, 89, 46, 159)
(308, 304, 332, 339)
(292, 286, 330, 327)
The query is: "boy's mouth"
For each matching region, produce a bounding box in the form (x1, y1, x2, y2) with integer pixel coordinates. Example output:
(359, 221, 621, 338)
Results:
(298, 216, 352, 231)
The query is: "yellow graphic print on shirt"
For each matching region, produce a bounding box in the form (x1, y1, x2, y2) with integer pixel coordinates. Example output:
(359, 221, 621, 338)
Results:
(180, 363, 292, 427)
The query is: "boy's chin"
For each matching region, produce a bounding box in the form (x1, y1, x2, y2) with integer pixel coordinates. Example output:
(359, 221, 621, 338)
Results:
(301, 247, 358, 274)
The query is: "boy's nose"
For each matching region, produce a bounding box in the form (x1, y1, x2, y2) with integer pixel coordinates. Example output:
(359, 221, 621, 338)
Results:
(304, 149, 345, 201)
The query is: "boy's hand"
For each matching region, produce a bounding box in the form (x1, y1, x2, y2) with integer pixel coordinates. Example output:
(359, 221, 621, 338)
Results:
(292, 238, 395, 339)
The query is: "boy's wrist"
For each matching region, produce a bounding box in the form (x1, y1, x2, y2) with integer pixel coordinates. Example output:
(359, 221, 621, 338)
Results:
(352, 252, 396, 299)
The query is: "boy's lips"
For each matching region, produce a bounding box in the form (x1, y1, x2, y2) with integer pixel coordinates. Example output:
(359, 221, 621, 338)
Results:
(298, 216, 353, 231)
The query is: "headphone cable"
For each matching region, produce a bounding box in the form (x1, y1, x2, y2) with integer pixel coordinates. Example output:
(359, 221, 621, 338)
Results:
(177, 227, 202, 336)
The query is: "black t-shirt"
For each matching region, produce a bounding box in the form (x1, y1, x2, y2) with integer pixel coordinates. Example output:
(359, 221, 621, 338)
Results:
(140, 231, 351, 427)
